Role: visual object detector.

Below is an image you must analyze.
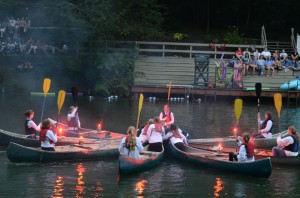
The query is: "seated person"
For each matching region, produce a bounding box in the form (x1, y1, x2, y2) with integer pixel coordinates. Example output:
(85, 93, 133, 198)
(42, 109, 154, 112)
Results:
(228, 56, 236, 67)
(272, 126, 299, 157)
(291, 49, 299, 61)
(39, 119, 57, 151)
(272, 50, 280, 60)
(235, 47, 243, 60)
(283, 57, 292, 71)
(229, 133, 255, 162)
(253, 112, 273, 139)
(243, 48, 251, 57)
(119, 126, 143, 159)
(290, 59, 299, 70)
(261, 47, 271, 59)
(256, 55, 266, 76)
(163, 124, 188, 150)
(159, 104, 174, 128)
(147, 117, 165, 152)
(253, 49, 260, 60)
(265, 56, 275, 77)
(67, 106, 81, 130)
(272, 57, 284, 70)
(249, 56, 258, 75)
(280, 49, 288, 62)
(138, 119, 153, 146)
(242, 53, 250, 75)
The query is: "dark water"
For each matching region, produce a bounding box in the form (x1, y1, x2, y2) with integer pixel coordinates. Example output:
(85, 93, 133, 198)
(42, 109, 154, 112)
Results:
(0, 94, 300, 197)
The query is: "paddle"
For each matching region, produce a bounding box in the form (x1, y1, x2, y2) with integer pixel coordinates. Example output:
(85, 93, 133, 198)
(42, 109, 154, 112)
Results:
(274, 93, 282, 133)
(255, 83, 262, 132)
(71, 86, 80, 130)
(56, 90, 66, 132)
(234, 99, 243, 151)
(40, 78, 51, 122)
(167, 81, 172, 103)
(135, 93, 144, 131)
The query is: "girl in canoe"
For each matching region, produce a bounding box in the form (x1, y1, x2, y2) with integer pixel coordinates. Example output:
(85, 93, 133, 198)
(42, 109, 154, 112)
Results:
(138, 119, 153, 146)
(67, 106, 81, 130)
(39, 119, 57, 151)
(272, 126, 299, 157)
(119, 126, 143, 159)
(252, 112, 273, 139)
(147, 117, 165, 152)
(24, 110, 41, 139)
(159, 104, 174, 128)
(229, 132, 255, 162)
(163, 124, 188, 150)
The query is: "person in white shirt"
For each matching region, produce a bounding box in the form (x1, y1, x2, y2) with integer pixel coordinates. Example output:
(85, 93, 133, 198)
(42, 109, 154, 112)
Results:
(280, 49, 288, 61)
(24, 110, 41, 139)
(119, 126, 143, 159)
(261, 47, 271, 59)
(67, 106, 81, 130)
(253, 112, 273, 139)
(163, 124, 187, 150)
(229, 133, 255, 162)
(147, 117, 165, 152)
(39, 119, 57, 151)
(272, 126, 299, 157)
(138, 119, 153, 145)
(159, 105, 174, 127)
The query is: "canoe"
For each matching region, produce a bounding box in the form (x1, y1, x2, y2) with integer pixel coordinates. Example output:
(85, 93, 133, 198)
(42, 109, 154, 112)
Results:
(7, 140, 120, 163)
(189, 131, 287, 149)
(119, 145, 164, 174)
(49, 118, 124, 140)
(165, 141, 272, 178)
(190, 144, 300, 166)
(0, 128, 97, 147)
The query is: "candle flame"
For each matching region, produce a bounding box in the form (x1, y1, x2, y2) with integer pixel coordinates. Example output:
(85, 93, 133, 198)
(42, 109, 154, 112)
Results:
(59, 128, 62, 133)
(80, 136, 83, 140)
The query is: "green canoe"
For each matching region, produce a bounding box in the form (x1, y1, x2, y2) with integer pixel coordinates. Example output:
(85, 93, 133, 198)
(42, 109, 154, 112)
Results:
(119, 145, 164, 174)
(7, 140, 120, 163)
(190, 144, 300, 166)
(165, 141, 272, 178)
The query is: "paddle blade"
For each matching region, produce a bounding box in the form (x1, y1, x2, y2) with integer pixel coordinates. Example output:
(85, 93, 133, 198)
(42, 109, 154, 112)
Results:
(43, 78, 51, 96)
(136, 93, 144, 129)
(71, 86, 78, 105)
(255, 83, 262, 98)
(274, 93, 282, 118)
(57, 90, 66, 115)
(234, 99, 243, 124)
(167, 81, 172, 101)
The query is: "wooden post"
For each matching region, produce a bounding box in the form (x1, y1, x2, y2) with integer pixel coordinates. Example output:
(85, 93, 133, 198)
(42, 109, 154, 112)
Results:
(190, 45, 192, 58)
(214, 45, 217, 59)
(162, 44, 165, 58)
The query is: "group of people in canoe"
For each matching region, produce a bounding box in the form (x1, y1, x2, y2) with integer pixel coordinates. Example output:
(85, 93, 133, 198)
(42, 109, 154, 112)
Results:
(119, 104, 188, 159)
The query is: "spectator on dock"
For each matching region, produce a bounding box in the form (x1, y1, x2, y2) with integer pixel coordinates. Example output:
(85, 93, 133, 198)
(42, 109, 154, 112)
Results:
(272, 50, 280, 60)
(272, 126, 299, 157)
(253, 112, 273, 139)
(283, 57, 292, 71)
(265, 56, 275, 77)
(280, 49, 288, 61)
(273, 57, 284, 70)
(242, 53, 250, 75)
(234, 59, 243, 87)
(243, 48, 251, 56)
(256, 55, 266, 76)
(228, 56, 236, 67)
(290, 59, 299, 70)
(253, 49, 260, 60)
(119, 126, 143, 159)
(235, 47, 243, 60)
(261, 47, 271, 59)
(291, 48, 299, 61)
(249, 56, 258, 75)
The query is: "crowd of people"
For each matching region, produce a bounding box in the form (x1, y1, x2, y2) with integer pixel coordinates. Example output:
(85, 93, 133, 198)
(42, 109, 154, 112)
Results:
(0, 16, 69, 56)
(230, 47, 299, 78)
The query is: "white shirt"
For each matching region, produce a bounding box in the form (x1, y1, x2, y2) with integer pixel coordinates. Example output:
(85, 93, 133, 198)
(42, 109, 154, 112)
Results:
(138, 127, 149, 143)
(237, 144, 255, 162)
(119, 137, 143, 159)
(276, 135, 298, 156)
(258, 118, 273, 139)
(67, 108, 81, 128)
(280, 52, 288, 59)
(163, 128, 187, 145)
(41, 130, 57, 148)
(147, 124, 165, 143)
(261, 51, 271, 57)
(159, 112, 174, 126)
(27, 120, 40, 132)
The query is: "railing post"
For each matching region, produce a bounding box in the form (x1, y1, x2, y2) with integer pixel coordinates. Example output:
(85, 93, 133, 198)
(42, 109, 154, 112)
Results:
(162, 44, 165, 58)
(190, 45, 192, 58)
(214, 45, 217, 59)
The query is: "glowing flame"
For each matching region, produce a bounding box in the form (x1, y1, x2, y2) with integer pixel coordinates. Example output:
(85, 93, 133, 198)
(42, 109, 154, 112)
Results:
(98, 123, 102, 129)
(233, 128, 237, 132)
(214, 178, 224, 197)
(80, 136, 83, 140)
(59, 128, 62, 133)
(135, 180, 147, 196)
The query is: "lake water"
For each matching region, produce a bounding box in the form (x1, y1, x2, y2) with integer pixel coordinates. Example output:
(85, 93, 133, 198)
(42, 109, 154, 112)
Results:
(0, 94, 300, 198)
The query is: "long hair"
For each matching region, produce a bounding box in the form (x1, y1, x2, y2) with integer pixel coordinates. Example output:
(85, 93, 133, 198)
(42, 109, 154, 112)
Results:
(126, 126, 136, 151)
(153, 116, 160, 123)
(289, 126, 300, 143)
(42, 119, 51, 129)
(242, 133, 251, 147)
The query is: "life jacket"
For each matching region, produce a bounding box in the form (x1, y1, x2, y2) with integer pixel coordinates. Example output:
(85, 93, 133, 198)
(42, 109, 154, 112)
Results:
(39, 129, 54, 144)
(261, 119, 273, 133)
(25, 119, 37, 135)
(142, 124, 150, 135)
(171, 129, 181, 139)
(154, 123, 163, 133)
(242, 142, 254, 158)
(162, 112, 172, 123)
(284, 135, 299, 152)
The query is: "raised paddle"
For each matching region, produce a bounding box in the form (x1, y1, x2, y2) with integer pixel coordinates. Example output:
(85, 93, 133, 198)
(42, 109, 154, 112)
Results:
(167, 81, 172, 102)
(234, 99, 243, 151)
(255, 83, 262, 132)
(56, 90, 66, 131)
(40, 78, 51, 122)
(135, 93, 144, 131)
(274, 93, 282, 133)
(71, 86, 80, 131)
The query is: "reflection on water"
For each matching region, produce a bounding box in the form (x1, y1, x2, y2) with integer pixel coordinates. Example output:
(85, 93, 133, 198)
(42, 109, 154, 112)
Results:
(135, 179, 147, 197)
(75, 163, 86, 197)
(52, 176, 64, 198)
(214, 178, 224, 198)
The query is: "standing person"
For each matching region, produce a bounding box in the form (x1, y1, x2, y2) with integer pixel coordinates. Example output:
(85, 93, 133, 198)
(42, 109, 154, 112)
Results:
(272, 126, 299, 157)
(163, 124, 188, 150)
(119, 126, 143, 159)
(24, 110, 41, 139)
(138, 119, 153, 146)
(229, 133, 255, 162)
(159, 105, 174, 127)
(67, 106, 81, 130)
(253, 112, 273, 139)
(39, 119, 57, 151)
(147, 117, 165, 152)
(233, 59, 243, 88)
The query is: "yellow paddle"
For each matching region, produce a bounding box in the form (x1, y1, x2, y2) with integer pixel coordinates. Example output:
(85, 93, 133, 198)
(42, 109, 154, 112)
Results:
(56, 90, 66, 132)
(167, 81, 172, 102)
(40, 78, 51, 122)
(274, 93, 282, 133)
(135, 93, 144, 131)
(234, 99, 242, 151)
